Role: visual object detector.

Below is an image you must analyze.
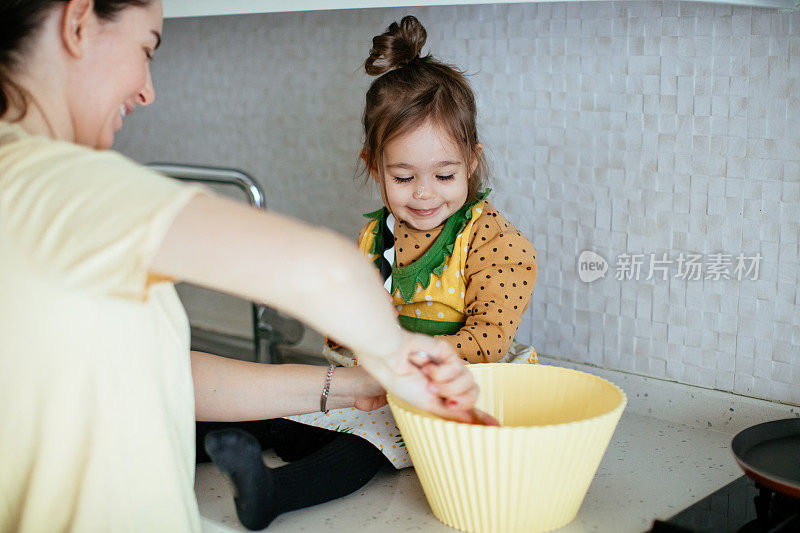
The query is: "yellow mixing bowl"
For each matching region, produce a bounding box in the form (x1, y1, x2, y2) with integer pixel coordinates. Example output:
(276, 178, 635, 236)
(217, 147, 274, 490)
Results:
(387, 363, 626, 533)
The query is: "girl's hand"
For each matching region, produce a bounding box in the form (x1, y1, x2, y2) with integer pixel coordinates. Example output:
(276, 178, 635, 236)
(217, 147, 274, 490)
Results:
(336, 366, 387, 411)
(354, 394, 388, 412)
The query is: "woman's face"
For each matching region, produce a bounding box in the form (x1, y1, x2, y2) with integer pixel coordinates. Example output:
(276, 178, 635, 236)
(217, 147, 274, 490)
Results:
(70, 0, 163, 149)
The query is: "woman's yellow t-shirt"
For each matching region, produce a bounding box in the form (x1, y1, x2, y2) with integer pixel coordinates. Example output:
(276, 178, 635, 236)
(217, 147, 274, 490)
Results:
(0, 121, 204, 532)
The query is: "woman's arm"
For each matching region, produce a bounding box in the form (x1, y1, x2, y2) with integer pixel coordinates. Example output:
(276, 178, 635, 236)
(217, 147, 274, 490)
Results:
(151, 195, 401, 378)
(151, 194, 477, 420)
(191, 351, 385, 421)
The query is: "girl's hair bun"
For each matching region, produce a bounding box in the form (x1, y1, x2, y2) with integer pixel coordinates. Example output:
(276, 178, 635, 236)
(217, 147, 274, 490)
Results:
(361, 15, 487, 201)
(365, 15, 427, 76)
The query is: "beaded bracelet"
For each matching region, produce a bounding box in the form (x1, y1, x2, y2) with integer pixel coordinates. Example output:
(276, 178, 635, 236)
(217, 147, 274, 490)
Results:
(320, 364, 336, 413)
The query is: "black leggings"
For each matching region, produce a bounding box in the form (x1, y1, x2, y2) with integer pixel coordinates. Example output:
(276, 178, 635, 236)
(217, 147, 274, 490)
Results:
(197, 418, 390, 530)
(196, 418, 342, 464)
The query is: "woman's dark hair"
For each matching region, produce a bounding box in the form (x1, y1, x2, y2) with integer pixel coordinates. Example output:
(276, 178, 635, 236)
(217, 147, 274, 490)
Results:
(0, 0, 152, 118)
(362, 15, 487, 202)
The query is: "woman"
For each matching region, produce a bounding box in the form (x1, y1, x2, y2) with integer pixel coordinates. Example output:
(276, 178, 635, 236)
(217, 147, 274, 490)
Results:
(0, 1, 479, 531)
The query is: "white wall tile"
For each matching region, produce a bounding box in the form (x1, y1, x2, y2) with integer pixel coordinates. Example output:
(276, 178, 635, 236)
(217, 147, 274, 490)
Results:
(116, 2, 799, 406)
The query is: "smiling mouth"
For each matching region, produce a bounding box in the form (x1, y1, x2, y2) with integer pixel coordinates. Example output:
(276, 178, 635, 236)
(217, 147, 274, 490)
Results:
(408, 205, 442, 217)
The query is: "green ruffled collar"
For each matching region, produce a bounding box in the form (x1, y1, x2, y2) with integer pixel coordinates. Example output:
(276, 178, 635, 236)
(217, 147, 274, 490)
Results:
(363, 189, 490, 302)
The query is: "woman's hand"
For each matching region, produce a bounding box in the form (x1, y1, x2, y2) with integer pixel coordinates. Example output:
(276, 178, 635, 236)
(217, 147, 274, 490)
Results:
(361, 332, 479, 423)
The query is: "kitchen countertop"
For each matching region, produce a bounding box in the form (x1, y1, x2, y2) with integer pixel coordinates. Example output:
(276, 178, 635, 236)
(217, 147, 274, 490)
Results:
(195, 358, 799, 533)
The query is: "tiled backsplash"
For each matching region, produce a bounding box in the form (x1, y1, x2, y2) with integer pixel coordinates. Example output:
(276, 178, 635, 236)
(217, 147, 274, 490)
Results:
(116, 1, 800, 405)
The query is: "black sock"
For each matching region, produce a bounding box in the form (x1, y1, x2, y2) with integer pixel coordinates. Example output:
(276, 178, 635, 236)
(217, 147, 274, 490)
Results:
(205, 429, 388, 530)
(196, 420, 279, 464)
(204, 429, 278, 530)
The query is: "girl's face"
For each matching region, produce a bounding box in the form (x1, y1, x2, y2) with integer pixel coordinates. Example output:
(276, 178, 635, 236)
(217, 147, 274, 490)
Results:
(378, 120, 479, 231)
(69, 0, 163, 149)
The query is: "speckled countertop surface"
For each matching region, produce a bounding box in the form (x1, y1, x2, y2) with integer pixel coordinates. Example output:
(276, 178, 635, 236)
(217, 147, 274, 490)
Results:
(195, 359, 799, 533)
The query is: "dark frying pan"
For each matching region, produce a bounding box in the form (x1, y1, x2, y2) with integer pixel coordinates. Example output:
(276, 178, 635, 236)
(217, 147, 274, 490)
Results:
(731, 418, 800, 498)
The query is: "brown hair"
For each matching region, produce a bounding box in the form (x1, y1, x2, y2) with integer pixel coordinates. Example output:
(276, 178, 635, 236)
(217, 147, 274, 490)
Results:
(361, 15, 487, 202)
(0, 0, 152, 119)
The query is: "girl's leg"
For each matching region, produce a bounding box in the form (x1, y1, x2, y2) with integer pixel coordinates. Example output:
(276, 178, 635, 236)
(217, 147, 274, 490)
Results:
(195, 419, 338, 463)
(205, 428, 389, 530)
(269, 418, 341, 462)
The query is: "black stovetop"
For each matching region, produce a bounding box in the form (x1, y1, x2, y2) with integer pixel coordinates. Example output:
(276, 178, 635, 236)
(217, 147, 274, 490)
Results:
(649, 475, 800, 533)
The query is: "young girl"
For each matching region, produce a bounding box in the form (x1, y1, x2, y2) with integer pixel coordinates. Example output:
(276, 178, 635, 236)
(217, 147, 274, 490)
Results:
(205, 15, 537, 530)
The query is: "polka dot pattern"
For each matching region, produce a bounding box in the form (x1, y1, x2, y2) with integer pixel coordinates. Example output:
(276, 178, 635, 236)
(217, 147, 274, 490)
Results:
(392, 201, 537, 364)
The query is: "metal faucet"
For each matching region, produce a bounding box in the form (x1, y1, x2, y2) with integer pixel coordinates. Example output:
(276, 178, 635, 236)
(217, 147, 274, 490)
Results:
(147, 163, 266, 209)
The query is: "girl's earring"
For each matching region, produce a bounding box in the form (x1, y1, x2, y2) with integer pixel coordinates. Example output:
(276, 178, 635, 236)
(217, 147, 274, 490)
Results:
(413, 185, 424, 199)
